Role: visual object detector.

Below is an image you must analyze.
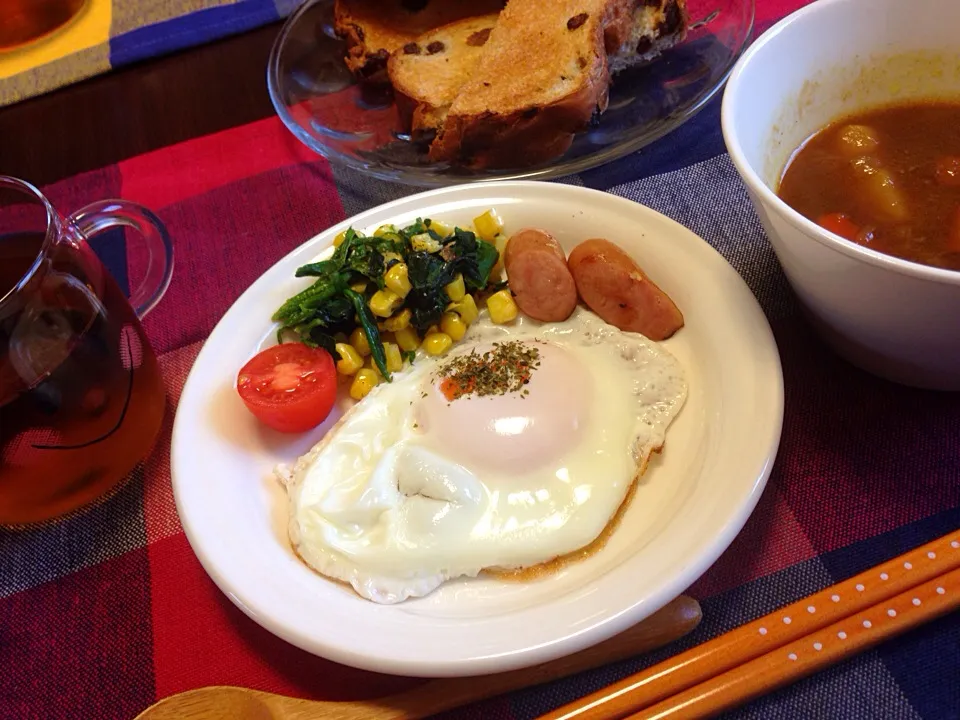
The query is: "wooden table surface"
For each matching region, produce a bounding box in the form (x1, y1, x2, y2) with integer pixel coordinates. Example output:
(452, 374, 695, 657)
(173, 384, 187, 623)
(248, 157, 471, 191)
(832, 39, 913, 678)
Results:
(0, 23, 283, 187)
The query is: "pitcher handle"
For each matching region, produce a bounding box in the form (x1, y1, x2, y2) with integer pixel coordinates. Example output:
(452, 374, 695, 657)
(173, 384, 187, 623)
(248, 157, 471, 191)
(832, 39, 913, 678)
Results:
(67, 200, 174, 319)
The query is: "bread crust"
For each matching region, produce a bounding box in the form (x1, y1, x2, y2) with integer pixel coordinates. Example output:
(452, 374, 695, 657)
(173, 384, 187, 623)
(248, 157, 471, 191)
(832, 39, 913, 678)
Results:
(430, 84, 605, 169)
(335, 0, 505, 83)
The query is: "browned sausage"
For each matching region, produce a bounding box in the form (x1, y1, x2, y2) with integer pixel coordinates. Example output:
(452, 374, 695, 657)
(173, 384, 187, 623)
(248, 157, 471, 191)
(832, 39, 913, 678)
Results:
(503, 228, 578, 322)
(567, 239, 684, 340)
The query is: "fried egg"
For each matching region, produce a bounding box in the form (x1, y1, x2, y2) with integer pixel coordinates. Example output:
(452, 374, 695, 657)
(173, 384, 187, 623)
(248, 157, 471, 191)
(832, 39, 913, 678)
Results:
(279, 308, 687, 604)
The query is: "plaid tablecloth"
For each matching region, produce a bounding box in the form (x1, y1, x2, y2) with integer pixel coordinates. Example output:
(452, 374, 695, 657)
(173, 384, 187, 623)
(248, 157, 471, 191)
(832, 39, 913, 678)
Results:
(0, 0, 293, 107)
(3, 1, 960, 718)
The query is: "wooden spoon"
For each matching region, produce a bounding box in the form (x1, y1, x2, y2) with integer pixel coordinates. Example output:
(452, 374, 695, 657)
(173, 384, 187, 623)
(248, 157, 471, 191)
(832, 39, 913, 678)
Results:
(134, 595, 701, 720)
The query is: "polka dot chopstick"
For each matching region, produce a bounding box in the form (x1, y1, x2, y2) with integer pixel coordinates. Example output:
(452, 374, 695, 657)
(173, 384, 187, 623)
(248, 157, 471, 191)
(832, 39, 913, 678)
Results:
(539, 532, 960, 720)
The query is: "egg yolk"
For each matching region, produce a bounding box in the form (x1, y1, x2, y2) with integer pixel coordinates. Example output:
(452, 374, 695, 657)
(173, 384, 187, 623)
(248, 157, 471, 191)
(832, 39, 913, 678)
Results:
(414, 342, 591, 474)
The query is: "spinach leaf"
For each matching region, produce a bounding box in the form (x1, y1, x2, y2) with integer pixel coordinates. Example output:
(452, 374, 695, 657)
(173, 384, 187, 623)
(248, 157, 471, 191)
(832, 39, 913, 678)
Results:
(406, 250, 455, 288)
(444, 228, 499, 289)
(309, 293, 354, 330)
(294, 228, 360, 278)
(402, 218, 429, 237)
(290, 319, 339, 359)
(406, 289, 448, 333)
(405, 250, 458, 332)
(344, 243, 386, 284)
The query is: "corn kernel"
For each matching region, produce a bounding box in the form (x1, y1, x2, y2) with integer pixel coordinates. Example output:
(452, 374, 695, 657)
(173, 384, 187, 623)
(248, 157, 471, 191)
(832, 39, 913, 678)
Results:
(365, 353, 397, 380)
(426, 324, 439, 336)
(445, 273, 465, 302)
(423, 332, 453, 356)
(350, 369, 378, 400)
(369, 289, 402, 318)
(350, 280, 367, 294)
(364, 355, 385, 381)
(383, 342, 403, 373)
(474, 209, 503, 241)
(334, 343, 364, 376)
(349, 327, 371, 356)
(427, 219, 453, 237)
(373, 224, 398, 238)
(440, 312, 467, 342)
(333, 230, 347, 247)
(394, 326, 420, 352)
(486, 289, 518, 324)
(382, 308, 411, 332)
(448, 293, 479, 325)
(384, 263, 412, 298)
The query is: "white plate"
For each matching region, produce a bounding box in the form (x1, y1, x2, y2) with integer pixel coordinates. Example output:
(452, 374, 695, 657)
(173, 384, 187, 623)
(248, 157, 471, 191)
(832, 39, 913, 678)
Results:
(171, 181, 784, 677)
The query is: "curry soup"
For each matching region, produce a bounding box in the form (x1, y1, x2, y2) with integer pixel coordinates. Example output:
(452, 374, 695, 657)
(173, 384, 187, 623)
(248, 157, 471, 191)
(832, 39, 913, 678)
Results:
(778, 102, 960, 272)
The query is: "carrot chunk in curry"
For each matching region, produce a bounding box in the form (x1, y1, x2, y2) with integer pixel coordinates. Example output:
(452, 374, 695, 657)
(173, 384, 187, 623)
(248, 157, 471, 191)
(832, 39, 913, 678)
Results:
(778, 102, 960, 271)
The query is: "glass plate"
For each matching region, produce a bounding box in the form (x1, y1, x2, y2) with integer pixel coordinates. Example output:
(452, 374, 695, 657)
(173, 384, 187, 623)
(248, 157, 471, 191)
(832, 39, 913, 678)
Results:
(267, 0, 755, 186)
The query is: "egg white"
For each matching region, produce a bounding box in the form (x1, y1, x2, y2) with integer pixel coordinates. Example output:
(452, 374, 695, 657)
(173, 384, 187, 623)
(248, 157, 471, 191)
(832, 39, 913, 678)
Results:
(278, 308, 687, 604)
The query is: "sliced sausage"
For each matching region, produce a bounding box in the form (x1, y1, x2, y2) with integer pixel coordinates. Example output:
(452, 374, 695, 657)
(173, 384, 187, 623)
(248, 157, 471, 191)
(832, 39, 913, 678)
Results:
(567, 238, 684, 340)
(503, 228, 578, 322)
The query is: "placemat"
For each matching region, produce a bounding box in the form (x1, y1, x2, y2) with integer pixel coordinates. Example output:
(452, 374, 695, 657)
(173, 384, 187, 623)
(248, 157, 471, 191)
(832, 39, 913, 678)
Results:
(3, 2, 960, 718)
(0, 0, 294, 108)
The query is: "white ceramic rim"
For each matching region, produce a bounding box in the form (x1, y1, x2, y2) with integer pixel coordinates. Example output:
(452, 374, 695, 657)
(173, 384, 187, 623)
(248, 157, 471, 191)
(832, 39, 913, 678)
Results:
(171, 181, 784, 677)
(720, 0, 960, 288)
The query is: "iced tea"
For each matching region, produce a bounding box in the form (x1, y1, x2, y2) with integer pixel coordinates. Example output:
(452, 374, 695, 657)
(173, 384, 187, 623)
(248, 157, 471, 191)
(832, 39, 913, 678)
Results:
(0, 231, 165, 525)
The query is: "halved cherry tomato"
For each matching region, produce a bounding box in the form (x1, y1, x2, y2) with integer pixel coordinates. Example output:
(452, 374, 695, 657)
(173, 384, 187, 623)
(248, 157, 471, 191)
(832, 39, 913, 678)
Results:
(816, 212, 861, 242)
(935, 156, 960, 187)
(949, 206, 960, 253)
(236, 343, 337, 433)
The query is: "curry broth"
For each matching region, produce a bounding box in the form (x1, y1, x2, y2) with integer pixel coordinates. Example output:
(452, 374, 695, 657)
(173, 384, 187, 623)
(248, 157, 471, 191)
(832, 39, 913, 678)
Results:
(778, 102, 960, 271)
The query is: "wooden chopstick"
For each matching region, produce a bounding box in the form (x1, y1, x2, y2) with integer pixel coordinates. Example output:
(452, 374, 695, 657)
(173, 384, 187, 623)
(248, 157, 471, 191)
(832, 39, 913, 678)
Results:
(629, 566, 960, 719)
(539, 530, 960, 720)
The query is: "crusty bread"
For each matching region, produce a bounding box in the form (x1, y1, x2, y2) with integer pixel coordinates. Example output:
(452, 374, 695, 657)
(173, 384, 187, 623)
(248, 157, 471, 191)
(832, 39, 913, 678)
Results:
(426, 0, 688, 169)
(388, 14, 500, 135)
(334, 0, 506, 83)
(338, 0, 689, 168)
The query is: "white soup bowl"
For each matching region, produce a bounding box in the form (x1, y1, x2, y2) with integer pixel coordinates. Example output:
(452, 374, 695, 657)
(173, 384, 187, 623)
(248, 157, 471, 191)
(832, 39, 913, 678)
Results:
(722, 0, 960, 390)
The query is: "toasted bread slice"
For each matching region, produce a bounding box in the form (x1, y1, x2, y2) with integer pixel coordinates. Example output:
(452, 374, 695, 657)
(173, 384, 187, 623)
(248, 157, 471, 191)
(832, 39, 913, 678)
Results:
(335, 0, 506, 83)
(428, 0, 689, 169)
(429, 0, 636, 169)
(388, 13, 500, 134)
